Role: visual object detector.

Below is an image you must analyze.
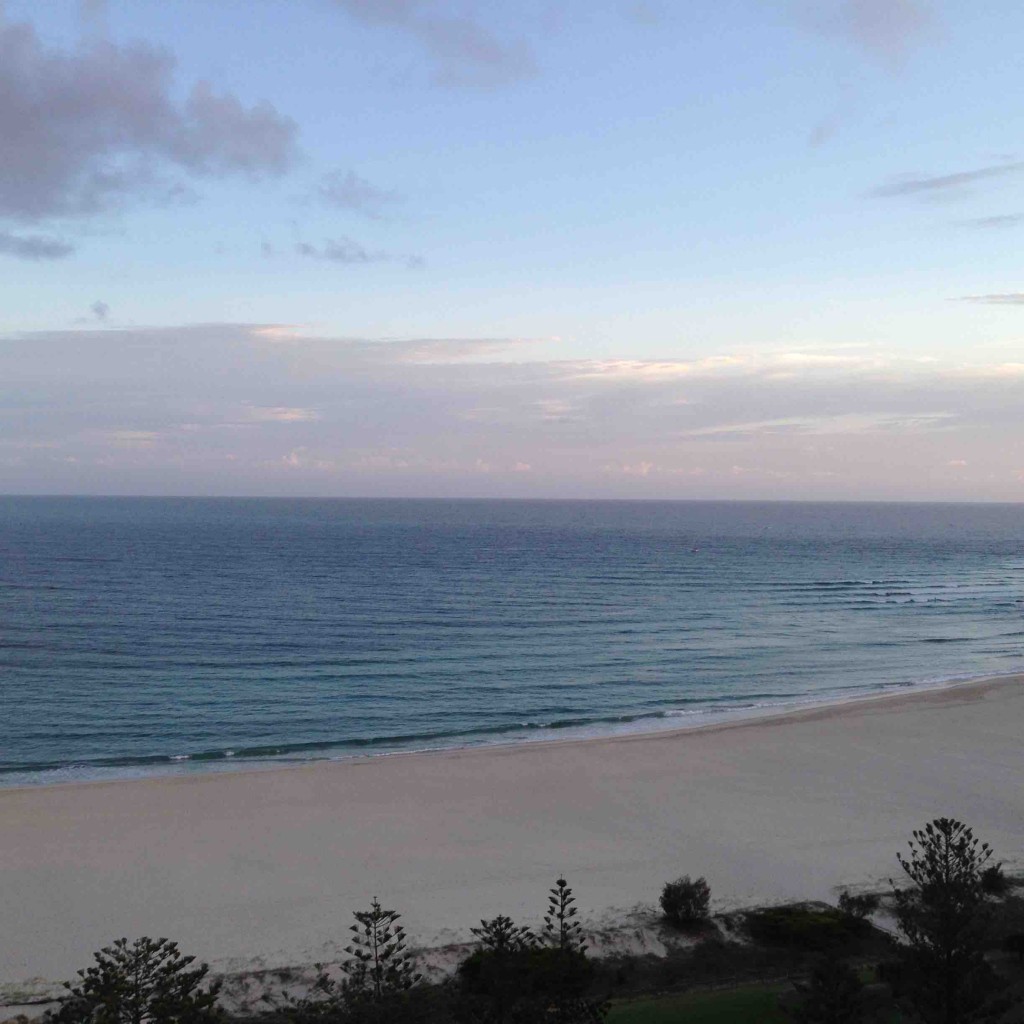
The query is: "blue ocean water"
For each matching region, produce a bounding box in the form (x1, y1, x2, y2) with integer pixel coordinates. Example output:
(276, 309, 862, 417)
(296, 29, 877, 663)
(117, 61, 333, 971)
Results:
(0, 497, 1021, 787)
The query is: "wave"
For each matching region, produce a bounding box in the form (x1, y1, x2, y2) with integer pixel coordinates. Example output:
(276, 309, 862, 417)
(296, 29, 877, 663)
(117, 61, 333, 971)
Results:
(4, 670, 1016, 785)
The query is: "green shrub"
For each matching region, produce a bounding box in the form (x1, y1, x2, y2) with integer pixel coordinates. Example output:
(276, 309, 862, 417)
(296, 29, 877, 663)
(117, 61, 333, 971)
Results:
(742, 905, 863, 950)
(659, 876, 711, 928)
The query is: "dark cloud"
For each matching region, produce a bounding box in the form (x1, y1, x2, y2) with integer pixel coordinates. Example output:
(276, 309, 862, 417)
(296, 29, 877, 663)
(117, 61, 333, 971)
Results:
(0, 230, 75, 261)
(0, 12, 297, 228)
(957, 294, 1024, 305)
(866, 162, 1023, 199)
(296, 237, 423, 268)
(315, 170, 399, 219)
(332, 0, 535, 86)
(91, 300, 110, 321)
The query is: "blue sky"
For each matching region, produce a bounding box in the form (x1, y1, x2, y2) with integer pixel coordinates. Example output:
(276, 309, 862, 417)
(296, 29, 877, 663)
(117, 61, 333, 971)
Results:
(2, 0, 1023, 499)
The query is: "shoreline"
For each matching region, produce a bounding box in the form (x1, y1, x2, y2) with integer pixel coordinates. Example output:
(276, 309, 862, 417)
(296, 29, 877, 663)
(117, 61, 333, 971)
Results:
(4, 668, 1020, 793)
(2, 671, 1022, 1006)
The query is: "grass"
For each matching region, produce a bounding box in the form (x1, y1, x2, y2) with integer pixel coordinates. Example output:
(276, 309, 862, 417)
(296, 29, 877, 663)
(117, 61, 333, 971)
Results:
(607, 982, 788, 1024)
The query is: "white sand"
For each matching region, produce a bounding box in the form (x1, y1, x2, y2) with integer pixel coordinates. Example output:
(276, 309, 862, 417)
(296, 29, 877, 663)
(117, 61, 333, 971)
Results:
(2, 675, 1022, 1007)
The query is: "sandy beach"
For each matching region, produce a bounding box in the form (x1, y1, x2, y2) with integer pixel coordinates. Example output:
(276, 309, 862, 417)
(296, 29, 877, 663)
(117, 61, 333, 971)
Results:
(2, 674, 1022, 1008)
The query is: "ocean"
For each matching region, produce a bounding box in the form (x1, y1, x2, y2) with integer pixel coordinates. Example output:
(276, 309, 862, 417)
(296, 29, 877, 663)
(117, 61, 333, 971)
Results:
(0, 497, 1021, 787)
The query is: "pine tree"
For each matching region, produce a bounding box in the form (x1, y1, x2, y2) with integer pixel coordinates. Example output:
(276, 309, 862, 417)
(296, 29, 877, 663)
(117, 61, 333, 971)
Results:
(50, 937, 220, 1024)
(342, 898, 421, 1001)
(890, 818, 1005, 1024)
(543, 878, 586, 954)
(471, 915, 536, 953)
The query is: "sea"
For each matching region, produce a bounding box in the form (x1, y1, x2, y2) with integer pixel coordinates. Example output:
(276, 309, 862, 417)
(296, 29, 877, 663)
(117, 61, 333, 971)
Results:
(1, 497, 1021, 788)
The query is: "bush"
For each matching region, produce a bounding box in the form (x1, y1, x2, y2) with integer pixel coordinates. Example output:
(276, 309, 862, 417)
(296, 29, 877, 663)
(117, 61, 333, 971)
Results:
(742, 905, 863, 950)
(837, 890, 880, 920)
(980, 863, 1010, 896)
(789, 953, 866, 1023)
(659, 876, 711, 928)
(49, 937, 221, 1024)
(457, 877, 607, 1023)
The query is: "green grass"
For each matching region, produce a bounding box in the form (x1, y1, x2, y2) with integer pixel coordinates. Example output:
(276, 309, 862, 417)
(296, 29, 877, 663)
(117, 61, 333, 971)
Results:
(607, 983, 788, 1024)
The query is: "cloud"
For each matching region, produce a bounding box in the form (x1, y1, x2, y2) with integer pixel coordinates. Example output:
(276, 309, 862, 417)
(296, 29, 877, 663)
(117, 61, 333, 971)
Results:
(2, 326, 1023, 499)
(0, 230, 74, 261)
(246, 406, 320, 423)
(332, 1, 535, 87)
(956, 294, 1024, 305)
(90, 300, 110, 322)
(296, 237, 423, 268)
(866, 162, 1023, 199)
(958, 213, 1024, 229)
(314, 170, 399, 219)
(0, 11, 297, 231)
(808, 0, 935, 70)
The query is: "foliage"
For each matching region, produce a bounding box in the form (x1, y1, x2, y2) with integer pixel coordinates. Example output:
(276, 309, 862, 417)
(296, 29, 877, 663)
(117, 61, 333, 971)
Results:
(471, 915, 536, 953)
(741, 905, 864, 950)
(342, 897, 422, 1001)
(544, 877, 587, 953)
(890, 817, 1004, 1024)
(285, 900, 423, 1023)
(980, 863, 1010, 897)
(788, 954, 865, 1024)
(49, 937, 221, 1024)
(457, 878, 607, 1023)
(659, 876, 711, 929)
(836, 891, 879, 921)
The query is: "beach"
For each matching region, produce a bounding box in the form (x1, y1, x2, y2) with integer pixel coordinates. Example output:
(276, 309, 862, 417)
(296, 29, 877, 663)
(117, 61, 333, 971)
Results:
(2, 674, 1022, 1010)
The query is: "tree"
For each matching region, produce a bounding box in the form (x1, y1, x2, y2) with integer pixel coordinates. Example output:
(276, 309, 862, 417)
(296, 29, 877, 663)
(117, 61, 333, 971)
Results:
(457, 879, 606, 1024)
(659, 875, 711, 928)
(286, 900, 424, 1024)
(543, 878, 586, 954)
(342, 898, 421, 1001)
(471, 915, 536, 953)
(50, 937, 220, 1024)
(890, 817, 1004, 1024)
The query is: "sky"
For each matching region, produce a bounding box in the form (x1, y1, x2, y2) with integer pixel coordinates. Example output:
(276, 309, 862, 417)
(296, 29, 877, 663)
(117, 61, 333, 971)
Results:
(1, 0, 1023, 501)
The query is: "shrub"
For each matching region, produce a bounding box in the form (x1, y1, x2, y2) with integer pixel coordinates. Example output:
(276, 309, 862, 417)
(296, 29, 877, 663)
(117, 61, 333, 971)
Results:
(980, 863, 1010, 896)
(458, 877, 607, 1023)
(659, 876, 711, 928)
(49, 937, 220, 1024)
(837, 890, 880, 920)
(789, 953, 866, 1023)
(742, 905, 862, 950)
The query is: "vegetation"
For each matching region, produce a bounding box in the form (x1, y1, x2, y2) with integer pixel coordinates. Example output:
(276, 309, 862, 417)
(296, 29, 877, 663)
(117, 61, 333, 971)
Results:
(456, 877, 608, 1023)
(787, 954, 865, 1023)
(889, 817, 1006, 1024)
(50, 937, 221, 1024)
(47, 820, 1024, 1024)
(659, 875, 711, 929)
(606, 984, 788, 1023)
(836, 891, 880, 921)
(740, 904, 868, 951)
